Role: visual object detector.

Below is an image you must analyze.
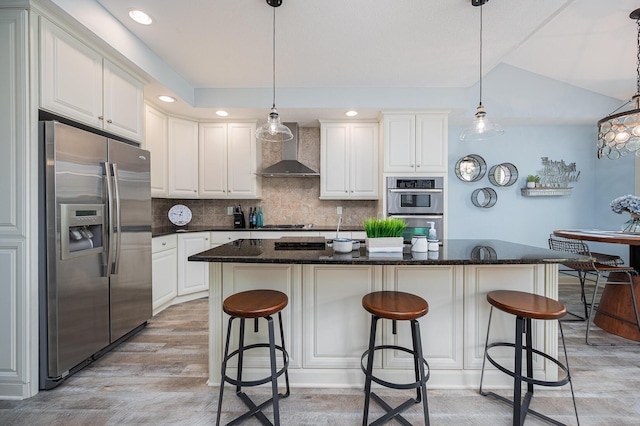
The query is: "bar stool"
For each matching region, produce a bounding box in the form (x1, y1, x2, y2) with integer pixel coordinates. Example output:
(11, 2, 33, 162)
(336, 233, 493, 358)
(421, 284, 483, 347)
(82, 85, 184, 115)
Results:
(361, 291, 431, 426)
(215, 289, 290, 426)
(479, 290, 579, 426)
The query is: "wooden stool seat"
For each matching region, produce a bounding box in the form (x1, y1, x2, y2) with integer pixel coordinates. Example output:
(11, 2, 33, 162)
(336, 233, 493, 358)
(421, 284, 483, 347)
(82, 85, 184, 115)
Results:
(480, 290, 579, 425)
(487, 290, 566, 320)
(361, 291, 431, 425)
(223, 289, 288, 318)
(362, 291, 429, 320)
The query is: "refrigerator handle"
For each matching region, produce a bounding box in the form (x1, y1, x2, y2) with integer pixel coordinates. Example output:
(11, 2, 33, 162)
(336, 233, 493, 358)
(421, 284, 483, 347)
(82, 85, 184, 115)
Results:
(104, 161, 115, 277)
(111, 163, 122, 275)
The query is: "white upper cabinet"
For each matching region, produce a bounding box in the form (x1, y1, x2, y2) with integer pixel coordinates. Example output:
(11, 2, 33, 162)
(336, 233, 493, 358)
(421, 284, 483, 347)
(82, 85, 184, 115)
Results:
(320, 121, 379, 200)
(144, 104, 168, 197)
(168, 117, 199, 198)
(383, 113, 448, 173)
(39, 17, 144, 142)
(199, 122, 261, 199)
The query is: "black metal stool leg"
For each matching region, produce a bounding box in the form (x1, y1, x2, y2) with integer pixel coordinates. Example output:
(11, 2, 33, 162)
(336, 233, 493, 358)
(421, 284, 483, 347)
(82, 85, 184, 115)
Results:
(512, 315, 524, 426)
(267, 316, 280, 426)
(277, 311, 290, 398)
(236, 318, 246, 394)
(559, 321, 580, 426)
(411, 319, 430, 426)
(479, 306, 494, 396)
(216, 316, 236, 426)
(362, 315, 379, 426)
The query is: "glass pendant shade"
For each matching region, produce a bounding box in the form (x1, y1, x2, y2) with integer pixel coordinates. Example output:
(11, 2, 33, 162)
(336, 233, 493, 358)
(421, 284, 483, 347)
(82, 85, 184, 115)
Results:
(460, 104, 504, 141)
(598, 9, 640, 159)
(255, 107, 293, 142)
(459, 1, 503, 142)
(255, 0, 292, 143)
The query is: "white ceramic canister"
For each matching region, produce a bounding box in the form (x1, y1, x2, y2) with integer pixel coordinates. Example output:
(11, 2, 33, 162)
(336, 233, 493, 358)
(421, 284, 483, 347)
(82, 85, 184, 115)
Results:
(411, 235, 428, 252)
(428, 240, 439, 251)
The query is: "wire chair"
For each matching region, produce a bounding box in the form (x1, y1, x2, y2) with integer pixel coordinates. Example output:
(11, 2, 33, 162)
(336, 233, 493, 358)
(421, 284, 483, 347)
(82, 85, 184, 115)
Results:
(548, 234, 640, 345)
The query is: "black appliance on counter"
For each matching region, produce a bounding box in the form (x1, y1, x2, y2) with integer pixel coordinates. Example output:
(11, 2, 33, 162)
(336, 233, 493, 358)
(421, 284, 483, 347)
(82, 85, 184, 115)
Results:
(233, 205, 246, 228)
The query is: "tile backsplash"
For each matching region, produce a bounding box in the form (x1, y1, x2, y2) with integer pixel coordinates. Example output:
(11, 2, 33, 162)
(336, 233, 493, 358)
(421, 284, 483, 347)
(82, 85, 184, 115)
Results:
(153, 127, 380, 229)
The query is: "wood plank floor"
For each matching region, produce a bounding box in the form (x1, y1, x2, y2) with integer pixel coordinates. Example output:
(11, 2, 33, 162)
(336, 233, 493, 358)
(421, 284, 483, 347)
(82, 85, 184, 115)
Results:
(1, 279, 640, 425)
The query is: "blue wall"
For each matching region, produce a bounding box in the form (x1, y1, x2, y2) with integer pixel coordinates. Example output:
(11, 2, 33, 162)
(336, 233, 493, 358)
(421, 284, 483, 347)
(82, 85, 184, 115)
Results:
(447, 124, 635, 259)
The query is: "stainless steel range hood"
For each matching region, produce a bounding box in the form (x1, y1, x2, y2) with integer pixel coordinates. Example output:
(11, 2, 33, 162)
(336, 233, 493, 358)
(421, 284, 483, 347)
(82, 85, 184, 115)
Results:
(258, 123, 320, 177)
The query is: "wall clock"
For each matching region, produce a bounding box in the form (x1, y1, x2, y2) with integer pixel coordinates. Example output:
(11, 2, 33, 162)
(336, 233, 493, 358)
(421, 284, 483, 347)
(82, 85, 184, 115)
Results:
(168, 204, 192, 226)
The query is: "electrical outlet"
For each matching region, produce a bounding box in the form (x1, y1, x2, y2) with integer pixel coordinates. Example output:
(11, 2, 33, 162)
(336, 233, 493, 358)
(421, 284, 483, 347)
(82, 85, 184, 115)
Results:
(336, 206, 342, 215)
(227, 206, 233, 215)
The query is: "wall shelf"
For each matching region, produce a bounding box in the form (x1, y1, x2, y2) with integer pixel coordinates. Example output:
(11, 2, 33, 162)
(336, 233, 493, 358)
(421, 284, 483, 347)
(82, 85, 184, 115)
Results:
(520, 187, 572, 197)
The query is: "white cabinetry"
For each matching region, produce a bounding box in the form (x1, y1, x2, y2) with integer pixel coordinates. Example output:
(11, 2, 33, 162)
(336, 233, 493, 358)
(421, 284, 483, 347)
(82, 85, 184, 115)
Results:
(168, 117, 199, 198)
(320, 121, 379, 200)
(210, 231, 251, 248)
(383, 113, 447, 173)
(144, 104, 168, 197)
(0, 7, 30, 399)
(177, 232, 211, 295)
(221, 264, 302, 369)
(151, 235, 177, 314)
(383, 265, 463, 369)
(40, 17, 144, 142)
(302, 265, 382, 369)
(199, 122, 261, 199)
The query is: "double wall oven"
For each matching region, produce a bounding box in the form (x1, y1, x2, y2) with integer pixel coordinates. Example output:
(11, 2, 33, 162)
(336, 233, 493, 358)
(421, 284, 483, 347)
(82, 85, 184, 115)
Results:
(386, 177, 444, 243)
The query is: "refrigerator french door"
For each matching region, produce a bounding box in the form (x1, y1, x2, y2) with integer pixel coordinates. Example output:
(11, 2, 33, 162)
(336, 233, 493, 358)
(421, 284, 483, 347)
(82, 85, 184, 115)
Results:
(39, 121, 152, 389)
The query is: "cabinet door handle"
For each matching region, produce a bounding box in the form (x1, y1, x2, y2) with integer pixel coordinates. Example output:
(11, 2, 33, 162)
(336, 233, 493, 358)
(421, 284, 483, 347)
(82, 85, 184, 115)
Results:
(98, 116, 104, 120)
(162, 242, 166, 246)
(417, 164, 421, 168)
(107, 119, 113, 124)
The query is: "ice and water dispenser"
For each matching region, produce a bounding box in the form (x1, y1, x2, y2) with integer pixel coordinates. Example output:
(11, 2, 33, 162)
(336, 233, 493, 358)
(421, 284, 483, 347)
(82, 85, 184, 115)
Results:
(60, 204, 104, 259)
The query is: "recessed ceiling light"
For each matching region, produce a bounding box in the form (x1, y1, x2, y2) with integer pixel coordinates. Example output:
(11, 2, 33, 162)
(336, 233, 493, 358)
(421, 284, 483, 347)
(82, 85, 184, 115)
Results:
(345, 110, 358, 117)
(158, 95, 176, 103)
(216, 110, 229, 117)
(129, 10, 153, 25)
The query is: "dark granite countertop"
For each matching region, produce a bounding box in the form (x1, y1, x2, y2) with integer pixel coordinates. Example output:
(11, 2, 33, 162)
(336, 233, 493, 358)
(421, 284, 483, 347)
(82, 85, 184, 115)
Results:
(152, 225, 365, 237)
(188, 238, 591, 266)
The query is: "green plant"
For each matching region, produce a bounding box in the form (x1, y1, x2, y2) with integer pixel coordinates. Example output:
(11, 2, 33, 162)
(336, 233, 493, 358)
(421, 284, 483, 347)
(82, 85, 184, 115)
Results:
(362, 217, 406, 238)
(526, 174, 540, 183)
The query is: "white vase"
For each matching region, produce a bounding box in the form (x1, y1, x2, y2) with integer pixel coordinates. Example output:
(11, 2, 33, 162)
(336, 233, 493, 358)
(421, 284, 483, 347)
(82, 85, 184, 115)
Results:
(526, 182, 536, 188)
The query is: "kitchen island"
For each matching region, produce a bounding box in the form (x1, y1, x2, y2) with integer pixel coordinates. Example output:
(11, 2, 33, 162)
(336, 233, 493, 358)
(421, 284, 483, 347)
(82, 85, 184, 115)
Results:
(189, 238, 589, 389)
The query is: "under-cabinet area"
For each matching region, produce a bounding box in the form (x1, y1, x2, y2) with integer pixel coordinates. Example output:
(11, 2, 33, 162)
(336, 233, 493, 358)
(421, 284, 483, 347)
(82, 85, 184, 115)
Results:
(206, 262, 557, 389)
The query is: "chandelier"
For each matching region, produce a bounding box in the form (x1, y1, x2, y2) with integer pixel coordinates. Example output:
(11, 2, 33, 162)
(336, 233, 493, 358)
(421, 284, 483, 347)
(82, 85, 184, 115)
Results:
(597, 8, 640, 159)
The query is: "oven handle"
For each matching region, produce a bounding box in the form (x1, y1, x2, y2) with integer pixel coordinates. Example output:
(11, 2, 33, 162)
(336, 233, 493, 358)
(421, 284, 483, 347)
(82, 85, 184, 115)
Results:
(388, 188, 443, 193)
(389, 214, 444, 219)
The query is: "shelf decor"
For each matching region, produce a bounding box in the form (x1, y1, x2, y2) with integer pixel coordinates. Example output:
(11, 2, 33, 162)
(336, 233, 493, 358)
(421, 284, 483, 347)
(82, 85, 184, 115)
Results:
(611, 194, 640, 234)
(521, 157, 579, 197)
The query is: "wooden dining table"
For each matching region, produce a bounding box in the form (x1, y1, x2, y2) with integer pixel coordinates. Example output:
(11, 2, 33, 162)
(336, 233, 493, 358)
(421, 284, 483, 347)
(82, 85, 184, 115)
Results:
(553, 229, 640, 341)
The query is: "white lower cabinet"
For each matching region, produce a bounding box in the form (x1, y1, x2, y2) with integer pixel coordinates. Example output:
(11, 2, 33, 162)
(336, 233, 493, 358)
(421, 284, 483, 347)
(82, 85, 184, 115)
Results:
(382, 265, 463, 369)
(151, 235, 177, 313)
(222, 264, 303, 369)
(302, 265, 382, 368)
(177, 232, 211, 295)
(210, 231, 251, 248)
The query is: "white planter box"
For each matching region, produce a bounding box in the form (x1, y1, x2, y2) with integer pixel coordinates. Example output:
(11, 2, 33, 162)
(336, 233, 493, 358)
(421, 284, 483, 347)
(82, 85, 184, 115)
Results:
(365, 237, 404, 252)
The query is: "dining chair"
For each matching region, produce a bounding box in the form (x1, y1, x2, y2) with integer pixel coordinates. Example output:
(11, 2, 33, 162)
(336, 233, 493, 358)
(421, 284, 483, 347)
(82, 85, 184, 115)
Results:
(548, 234, 640, 345)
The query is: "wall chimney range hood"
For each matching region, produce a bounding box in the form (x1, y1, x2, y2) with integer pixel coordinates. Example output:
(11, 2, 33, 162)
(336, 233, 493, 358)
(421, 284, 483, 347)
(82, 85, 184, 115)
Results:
(258, 123, 320, 177)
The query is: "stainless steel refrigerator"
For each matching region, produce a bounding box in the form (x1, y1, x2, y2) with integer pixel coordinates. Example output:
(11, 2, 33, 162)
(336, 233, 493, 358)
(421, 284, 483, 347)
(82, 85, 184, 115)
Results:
(39, 121, 152, 389)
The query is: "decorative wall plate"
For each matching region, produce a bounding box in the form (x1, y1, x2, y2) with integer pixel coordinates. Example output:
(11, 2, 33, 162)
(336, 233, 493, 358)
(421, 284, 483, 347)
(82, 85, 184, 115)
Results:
(455, 154, 486, 182)
(489, 163, 518, 187)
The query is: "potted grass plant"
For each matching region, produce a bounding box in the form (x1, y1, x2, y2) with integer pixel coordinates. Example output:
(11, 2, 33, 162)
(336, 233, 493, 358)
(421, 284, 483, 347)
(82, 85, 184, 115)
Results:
(362, 217, 406, 252)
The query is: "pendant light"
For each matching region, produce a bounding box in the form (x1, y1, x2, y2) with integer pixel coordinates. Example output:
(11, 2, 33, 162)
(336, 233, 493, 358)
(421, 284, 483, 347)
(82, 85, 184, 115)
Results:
(597, 9, 640, 160)
(459, 0, 504, 141)
(255, 0, 293, 142)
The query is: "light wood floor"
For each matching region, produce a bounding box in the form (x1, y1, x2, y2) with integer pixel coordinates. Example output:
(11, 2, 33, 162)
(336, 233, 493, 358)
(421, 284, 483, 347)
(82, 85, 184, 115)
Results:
(1, 279, 640, 425)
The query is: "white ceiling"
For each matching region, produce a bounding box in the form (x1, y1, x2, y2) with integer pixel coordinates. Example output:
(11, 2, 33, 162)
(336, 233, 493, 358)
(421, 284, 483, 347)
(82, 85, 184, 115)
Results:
(91, 0, 640, 126)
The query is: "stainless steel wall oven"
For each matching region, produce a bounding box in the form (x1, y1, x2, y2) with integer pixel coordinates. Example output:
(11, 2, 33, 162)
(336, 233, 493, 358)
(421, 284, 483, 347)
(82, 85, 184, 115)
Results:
(386, 177, 444, 243)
